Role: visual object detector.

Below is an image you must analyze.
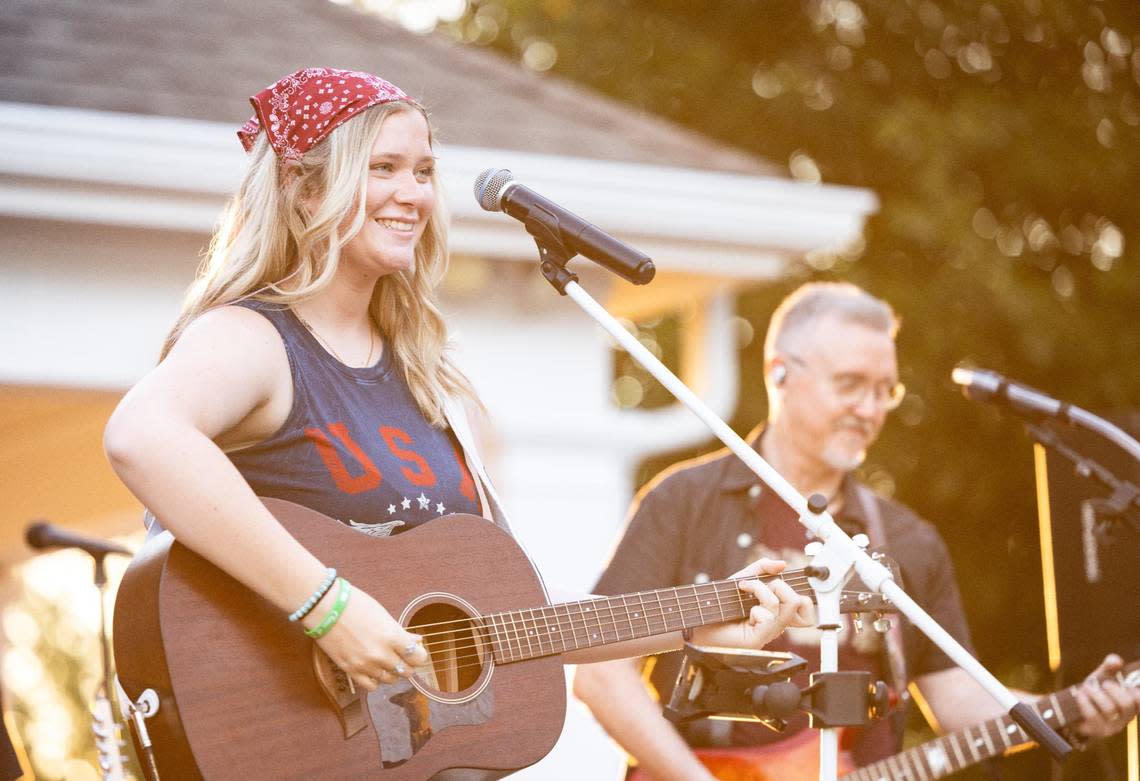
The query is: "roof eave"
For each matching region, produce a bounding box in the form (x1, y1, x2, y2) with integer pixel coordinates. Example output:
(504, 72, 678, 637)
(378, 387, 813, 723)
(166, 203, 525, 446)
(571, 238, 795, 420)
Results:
(0, 102, 878, 277)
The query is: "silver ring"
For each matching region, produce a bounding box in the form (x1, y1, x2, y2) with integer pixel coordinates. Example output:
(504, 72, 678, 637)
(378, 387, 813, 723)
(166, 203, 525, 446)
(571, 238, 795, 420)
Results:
(394, 662, 406, 676)
(403, 642, 419, 656)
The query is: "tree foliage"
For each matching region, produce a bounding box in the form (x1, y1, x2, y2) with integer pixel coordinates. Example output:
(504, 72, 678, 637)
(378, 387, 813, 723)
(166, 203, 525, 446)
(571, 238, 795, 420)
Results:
(449, 2, 1139, 776)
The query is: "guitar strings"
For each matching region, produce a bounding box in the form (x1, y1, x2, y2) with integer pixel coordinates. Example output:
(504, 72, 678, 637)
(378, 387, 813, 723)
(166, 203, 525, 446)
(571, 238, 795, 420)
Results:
(407, 577, 814, 643)
(413, 586, 870, 652)
(387, 568, 809, 639)
(410, 585, 880, 669)
(408, 578, 871, 650)
(402, 589, 884, 678)
(400, 570, 856, 636)
(411, 588, 876, 668)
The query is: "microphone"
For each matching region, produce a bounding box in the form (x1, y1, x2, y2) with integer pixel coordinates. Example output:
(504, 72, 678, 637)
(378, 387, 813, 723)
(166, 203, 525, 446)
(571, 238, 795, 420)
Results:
(951, 367, 1073, 423)
(474, 168, 656, 285)
(25, 521, 132, 557)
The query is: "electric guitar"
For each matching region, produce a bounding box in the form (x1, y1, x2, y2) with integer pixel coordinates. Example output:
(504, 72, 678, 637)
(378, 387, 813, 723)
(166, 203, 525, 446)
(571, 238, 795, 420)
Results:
(112, 498, 891, 781)
(844, 659, 1139, 781)
(629, 660, 1140, 781)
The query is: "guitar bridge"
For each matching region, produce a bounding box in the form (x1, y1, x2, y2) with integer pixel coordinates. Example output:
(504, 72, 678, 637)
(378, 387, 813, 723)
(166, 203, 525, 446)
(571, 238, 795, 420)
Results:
(312, 646, 371, 739)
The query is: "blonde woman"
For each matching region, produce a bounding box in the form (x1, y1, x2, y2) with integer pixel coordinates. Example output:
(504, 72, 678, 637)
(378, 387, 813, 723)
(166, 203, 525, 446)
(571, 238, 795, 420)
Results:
(104, 68, 811, 699)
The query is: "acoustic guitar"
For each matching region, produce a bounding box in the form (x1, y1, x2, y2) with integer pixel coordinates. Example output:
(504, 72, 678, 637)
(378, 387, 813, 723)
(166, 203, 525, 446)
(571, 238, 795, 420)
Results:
(112, 498, 891, 781)
(629, 660, 1140, 781)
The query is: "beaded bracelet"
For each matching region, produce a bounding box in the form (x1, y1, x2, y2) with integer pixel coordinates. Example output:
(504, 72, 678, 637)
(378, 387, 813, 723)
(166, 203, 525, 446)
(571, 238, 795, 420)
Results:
(304, 578, 351, 639)
(288, 567, 337, 623)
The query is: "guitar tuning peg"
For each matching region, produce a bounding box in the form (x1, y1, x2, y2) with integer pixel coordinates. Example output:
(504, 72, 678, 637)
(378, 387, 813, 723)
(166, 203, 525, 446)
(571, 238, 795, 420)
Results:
(852, 533, 870, 550)
(873, 614, 892, 633)
(852, 613, 865, 633)
(804, 541, 823, 557)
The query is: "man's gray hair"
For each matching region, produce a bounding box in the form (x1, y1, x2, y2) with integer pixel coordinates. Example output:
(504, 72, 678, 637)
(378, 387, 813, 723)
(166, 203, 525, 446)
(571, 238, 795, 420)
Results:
(763, 281, 899, 361)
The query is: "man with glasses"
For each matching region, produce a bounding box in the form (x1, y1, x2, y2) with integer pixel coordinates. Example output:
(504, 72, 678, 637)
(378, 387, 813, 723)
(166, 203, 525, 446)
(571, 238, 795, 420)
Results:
(574, 282, 1137, 779)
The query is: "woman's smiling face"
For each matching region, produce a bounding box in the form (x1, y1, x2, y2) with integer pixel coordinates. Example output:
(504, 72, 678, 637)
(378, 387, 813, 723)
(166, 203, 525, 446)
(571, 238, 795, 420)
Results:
(338, 109, 436, 279)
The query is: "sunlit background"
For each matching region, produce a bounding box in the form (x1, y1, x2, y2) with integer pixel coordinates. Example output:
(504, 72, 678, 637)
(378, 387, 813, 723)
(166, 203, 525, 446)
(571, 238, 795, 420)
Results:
(3, 546, 138, 779)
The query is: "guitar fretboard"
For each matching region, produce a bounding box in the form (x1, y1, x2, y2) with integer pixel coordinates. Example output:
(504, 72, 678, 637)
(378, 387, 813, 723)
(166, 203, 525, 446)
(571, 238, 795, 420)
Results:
(479, 578, 761, 663)
(843, 664, 1138, 781)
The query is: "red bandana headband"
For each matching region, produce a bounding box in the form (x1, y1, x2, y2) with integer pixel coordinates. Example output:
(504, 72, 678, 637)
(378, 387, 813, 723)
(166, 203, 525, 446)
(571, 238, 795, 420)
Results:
(237, 67, 416, 161)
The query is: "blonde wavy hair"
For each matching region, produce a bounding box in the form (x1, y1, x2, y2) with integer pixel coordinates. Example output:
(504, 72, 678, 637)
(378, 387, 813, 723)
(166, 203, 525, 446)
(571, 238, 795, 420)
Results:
(163, 101, 476, 426)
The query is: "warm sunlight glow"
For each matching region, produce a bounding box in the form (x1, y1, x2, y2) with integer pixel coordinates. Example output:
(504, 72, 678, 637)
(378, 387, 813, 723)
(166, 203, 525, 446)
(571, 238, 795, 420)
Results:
(333, 0, 468, 33)
(3, 537, 140, 780)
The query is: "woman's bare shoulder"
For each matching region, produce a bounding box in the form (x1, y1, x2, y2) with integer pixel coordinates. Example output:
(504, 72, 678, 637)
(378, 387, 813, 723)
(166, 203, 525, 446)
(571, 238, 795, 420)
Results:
(130, 304, 293, 440)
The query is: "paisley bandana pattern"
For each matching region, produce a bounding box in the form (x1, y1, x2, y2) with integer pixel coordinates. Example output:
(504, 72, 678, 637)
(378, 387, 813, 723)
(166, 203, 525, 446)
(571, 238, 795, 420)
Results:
(237, 67, 416, 161)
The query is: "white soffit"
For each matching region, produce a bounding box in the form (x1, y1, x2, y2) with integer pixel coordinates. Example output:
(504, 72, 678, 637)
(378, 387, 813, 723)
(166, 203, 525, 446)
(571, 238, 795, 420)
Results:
(0, 102, 877, 277)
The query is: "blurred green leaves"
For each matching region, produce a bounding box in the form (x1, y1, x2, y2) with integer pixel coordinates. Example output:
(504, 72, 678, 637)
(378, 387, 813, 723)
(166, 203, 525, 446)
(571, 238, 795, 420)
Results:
(450, 2, 1139, 775)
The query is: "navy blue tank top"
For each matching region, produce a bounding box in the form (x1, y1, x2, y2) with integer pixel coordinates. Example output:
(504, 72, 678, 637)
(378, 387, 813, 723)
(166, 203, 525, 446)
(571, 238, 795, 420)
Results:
(227, 301, 481, 534)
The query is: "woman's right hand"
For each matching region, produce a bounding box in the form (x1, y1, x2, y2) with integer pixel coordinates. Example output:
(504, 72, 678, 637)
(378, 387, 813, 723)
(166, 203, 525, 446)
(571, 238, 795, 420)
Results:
(305, 584, 429, 691)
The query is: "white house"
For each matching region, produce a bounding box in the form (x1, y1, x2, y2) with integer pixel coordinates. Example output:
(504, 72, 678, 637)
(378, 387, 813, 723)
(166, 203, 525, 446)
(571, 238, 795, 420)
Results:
(0, 1, 876, 778)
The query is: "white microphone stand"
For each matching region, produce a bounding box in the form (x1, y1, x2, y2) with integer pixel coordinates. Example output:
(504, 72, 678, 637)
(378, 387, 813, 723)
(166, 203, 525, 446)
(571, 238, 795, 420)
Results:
(527, 246, 1072, 781)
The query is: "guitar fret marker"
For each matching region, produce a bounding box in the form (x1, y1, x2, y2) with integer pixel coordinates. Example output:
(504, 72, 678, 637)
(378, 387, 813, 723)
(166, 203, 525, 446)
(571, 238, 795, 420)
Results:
(923, 744, 950, 774)
(964, 727, 982, 760)
(1048, 693, 1064, 723)
(1042, 708, 1054, 719)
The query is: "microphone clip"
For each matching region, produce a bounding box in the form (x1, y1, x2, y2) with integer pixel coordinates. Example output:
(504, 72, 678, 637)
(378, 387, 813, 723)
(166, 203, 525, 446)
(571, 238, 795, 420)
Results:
(524, 208, 579, 295)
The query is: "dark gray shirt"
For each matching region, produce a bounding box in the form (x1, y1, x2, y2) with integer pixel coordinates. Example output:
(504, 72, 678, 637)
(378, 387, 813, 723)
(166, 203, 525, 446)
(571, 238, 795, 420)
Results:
(594, 430, 973, 765)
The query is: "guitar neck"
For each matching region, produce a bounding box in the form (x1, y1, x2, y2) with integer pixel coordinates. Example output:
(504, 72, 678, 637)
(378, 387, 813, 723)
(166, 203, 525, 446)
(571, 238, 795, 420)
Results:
(843, 664, 1139, 781)
(480, 576, 776, 664)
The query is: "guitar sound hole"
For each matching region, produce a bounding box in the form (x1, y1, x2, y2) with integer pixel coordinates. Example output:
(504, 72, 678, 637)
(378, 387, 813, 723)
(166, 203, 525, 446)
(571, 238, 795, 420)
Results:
(406, 602, 486, 695)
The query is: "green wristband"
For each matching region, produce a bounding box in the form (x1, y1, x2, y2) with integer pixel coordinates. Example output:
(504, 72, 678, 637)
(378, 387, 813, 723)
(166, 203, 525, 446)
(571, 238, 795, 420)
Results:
(304, 578, 351, 639)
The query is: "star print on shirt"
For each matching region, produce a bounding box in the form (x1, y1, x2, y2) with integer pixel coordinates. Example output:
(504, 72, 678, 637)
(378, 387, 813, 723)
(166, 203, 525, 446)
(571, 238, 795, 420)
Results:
(436, 502, 445, 515)
(417, 493, 430, 509)
(387, 504, 396, 515)
(401, 497, 411, 510)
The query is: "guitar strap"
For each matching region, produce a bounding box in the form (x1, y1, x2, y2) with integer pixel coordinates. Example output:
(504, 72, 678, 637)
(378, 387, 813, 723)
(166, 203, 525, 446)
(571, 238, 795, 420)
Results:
(443, 397, 554, 605)
(442, 395, 514, 535)
(852, 483, 909, 702)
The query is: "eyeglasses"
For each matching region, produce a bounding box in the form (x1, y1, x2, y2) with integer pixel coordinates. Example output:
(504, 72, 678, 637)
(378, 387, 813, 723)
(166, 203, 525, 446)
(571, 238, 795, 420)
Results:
(783, 354, 906, 411)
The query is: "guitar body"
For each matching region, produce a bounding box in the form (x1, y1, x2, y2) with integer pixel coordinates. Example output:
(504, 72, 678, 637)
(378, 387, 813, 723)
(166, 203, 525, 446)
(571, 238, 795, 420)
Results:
(627, 728, 854, 781)
(113, 498, 566, 780)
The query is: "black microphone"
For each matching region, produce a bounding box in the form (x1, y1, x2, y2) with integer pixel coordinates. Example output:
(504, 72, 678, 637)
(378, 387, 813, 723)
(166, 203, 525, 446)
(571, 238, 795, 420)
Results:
(473, 168, 656, 285)
(951, 367, 1074, 423)
(25, 521, 132, 557)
